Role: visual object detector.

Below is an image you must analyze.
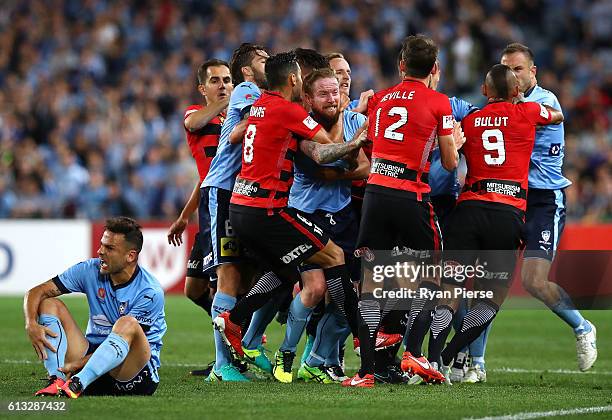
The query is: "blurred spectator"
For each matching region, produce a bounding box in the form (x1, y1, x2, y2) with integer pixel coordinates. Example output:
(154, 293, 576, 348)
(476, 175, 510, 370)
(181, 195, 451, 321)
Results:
(0, 0, 609, 222)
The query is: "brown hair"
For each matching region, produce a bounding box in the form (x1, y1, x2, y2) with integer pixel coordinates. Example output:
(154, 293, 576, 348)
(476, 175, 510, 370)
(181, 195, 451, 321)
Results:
(105, 217, 143, 253)
(303, 67, 338, 96)
(400, 35, 438, 78)
(501, 43, 535, 64)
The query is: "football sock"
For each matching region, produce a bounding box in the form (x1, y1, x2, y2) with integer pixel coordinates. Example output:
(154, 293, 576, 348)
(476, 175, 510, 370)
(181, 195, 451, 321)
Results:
(427, 305, 454, 366)
(229, 271, 292, 325)
(323, 265, 359, 336)
(442, 300, 498, 366)
(548, 286, 588, 333)
(212, 292, 236, 371)
(242, 297, 282, 350)
(305, 301, 325, 338)
(76, 332, 129, 389)
(404, 281, 438, 357)
(469, 322, 493, 359)
(357, 298, 381, 376)
(38, 314, 68, 380)
(279, 293, 314, 353)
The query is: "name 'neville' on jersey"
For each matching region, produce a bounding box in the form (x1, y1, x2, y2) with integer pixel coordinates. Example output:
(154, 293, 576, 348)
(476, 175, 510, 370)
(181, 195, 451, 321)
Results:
(231, 91, 322, 211)
(183, 104, 223, 183)
(459, 101, 553, 211)
(367, 79, 454, 200)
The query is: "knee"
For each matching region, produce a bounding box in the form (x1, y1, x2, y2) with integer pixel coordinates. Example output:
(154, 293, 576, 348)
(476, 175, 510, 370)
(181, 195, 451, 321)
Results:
(301, 281, 326, 307)
(520, 267, 541, 295)
(38, 297, 67, 317)
(112, 315, 141, 337)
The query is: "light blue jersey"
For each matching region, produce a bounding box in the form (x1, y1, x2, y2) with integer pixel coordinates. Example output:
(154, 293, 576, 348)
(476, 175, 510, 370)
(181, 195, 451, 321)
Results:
(430, 97, 478, 197)
(346, 99, 360, 111)
(523, 85, 571, 190)
(54, 258, 166, 382)
(289, 110, 366, 213)
(202, 81, 261, 191)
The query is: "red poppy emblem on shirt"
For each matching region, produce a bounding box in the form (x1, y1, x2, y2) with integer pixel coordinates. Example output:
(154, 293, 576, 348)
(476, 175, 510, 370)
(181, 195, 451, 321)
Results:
(98, 288, 106, 299)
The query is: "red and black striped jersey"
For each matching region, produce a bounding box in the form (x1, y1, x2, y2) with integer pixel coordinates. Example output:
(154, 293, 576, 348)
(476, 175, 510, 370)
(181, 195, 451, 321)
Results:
(366, 80, 454, 200)
(459, 101, 553, 211)
(230, 91, 322, 211)
(184, 104, 224, 182)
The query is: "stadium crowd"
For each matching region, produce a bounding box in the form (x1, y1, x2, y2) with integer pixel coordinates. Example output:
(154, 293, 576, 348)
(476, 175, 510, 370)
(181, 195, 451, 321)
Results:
(0, 0, 610, 221)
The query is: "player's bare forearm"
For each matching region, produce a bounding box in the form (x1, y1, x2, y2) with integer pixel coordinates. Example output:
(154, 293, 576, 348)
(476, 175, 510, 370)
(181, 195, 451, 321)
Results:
(229, 119, 248, 144)
(179, 182, 201, 221)
(24, 280, 63, 328)
(168, 182, 201, 246)
(543, 104, 564, 124)
(185, 98, 229, 132)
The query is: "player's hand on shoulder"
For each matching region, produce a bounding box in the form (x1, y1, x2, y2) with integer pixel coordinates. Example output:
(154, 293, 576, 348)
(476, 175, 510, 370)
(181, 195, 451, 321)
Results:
(26, 323, 58, 360)
(453, 121, 466, 150)
(167, 218, 187, 246)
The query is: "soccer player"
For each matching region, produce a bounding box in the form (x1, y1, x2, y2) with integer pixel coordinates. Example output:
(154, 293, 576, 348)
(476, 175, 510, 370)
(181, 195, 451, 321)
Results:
(167, 59, 232, 376)
(277, 68, 370, 384)
(326, 52, 374, 113)
(26, 217, 166, 398)
(167, 59, 231, 318)
(501, 43, 597, 372)
(213, 52, 370, 377)
(427, 64, 563, 384)
(200, 43, 271, 381)
(347, 35, 461, 387)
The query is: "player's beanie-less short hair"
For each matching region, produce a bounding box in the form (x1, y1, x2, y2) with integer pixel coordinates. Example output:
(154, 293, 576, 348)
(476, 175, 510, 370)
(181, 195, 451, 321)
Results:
(196, 59, 230, 87)
(293, 48, 329, 73)
(400, 35, 438, 79)
(487, 64, 515, 99)
(303, 67, 338, 96)
(105, 217, 143, 253)
(230, 43, 268, 85)
(265, 52, 300, 90)
(501, 43, 535, 63)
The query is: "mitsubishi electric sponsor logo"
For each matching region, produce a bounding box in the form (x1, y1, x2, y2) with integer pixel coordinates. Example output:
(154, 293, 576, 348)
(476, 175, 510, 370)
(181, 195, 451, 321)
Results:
(281, 244, 313, 264)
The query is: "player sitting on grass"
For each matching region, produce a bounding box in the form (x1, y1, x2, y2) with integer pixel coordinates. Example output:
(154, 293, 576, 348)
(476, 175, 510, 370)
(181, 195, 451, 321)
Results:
(25, 217, 166, 398)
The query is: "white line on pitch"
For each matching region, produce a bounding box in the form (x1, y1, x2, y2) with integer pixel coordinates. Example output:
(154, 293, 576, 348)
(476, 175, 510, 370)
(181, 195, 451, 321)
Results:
(464, 405, 612, 420)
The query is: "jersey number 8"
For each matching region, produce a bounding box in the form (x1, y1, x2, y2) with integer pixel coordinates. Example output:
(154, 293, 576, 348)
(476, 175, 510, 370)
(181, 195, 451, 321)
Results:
(244, 124, 256, 163)
(482, 129, 506, 165)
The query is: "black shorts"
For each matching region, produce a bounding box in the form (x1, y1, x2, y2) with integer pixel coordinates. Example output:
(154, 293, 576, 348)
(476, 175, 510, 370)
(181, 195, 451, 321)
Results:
(524, 188, 566, 261)
(187, 233, 214, 280)
(298, 204, 359, 279)
(229, 204, 329, 270)
(84, 342, 158, 396)
(356, 185, 442, 255)
(431, 194, 457, 235)
(201, 186, 246, 273)
(443, 201, 524, 286)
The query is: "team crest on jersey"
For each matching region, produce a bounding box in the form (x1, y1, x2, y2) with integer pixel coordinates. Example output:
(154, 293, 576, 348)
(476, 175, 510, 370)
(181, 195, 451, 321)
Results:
(303, 115, 318, 130)
(549, 143, 561, 156)
(541, 230, 551, 244)
(539, 104, 549, 119)
(118, 301, 129, 315)
(442, 115, 454, 129)
(98, 288, 106, 299)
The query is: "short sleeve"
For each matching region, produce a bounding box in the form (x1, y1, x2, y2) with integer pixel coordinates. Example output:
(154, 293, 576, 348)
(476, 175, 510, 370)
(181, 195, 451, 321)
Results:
(55, 260, 93, 294)
(449, 97, 478, 122)
(127, 288, 165, 330)
(232, 83, 261, 117)
(523, 102, 552, 125)
(437, 95, 454, 136)
(285, 104, 322, 140)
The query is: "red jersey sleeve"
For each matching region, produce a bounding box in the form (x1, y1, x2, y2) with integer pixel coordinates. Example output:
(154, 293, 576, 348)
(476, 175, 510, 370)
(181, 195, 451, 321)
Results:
(284, 103, 322, 140)
(521, 102, 553, 125)
(184, 105, 202, 127)
(436, 95, 454, 137)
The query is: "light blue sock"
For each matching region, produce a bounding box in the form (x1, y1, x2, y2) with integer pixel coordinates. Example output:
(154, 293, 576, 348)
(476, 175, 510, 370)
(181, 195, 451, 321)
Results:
(324, 305, 349, 366)
(549, 287, 588, 333)
(243, 298, 281, 350)
(38, 314, 68, 380)
(212, 292, 237, 371)
(469, 322, 492, 368)
(306, 304, 341, 367)
(76, 332, 129, 389)
(279, 293, 314, 353)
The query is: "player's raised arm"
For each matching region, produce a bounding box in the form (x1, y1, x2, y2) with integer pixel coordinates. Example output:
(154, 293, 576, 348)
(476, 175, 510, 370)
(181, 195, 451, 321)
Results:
(23, 280, 64, 360)
(185, 97, 229, 132)
(300, 121, 369, 164)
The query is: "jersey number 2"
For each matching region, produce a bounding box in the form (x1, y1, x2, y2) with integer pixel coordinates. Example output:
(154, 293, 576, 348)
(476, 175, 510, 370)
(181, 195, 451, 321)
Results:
(244, 124, 256, 163)
(482, 129, 506, 165)
(375, 106, 408, 141)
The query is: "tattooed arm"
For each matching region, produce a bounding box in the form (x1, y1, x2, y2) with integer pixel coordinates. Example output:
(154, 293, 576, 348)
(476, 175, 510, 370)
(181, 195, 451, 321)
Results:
(300, 121, 369, 164)
(24, 279, 65, 360)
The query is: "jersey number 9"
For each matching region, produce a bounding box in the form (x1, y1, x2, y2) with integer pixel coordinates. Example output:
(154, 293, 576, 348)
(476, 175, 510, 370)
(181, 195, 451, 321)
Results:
(482, 129, 506, 165)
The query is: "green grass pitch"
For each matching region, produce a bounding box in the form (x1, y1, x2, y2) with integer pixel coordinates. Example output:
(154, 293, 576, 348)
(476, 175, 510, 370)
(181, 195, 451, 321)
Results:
(0, 295, 610, 419)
